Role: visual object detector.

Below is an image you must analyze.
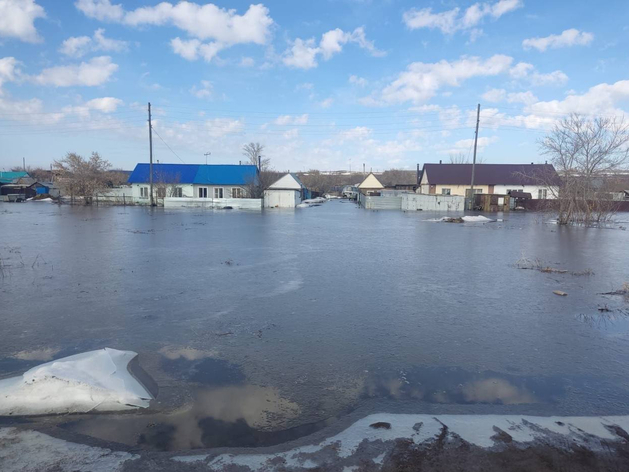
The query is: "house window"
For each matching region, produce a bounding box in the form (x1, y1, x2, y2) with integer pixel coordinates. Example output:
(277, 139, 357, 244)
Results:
(538, 188, 547, 199)
(172, 187, 183, 198)
(214, 187, 224, 199)
(140, 187, 148, 198)
(441, 188, 451, 195)
(199, 187, 207, 198)
(156, 188, 166, 198)
(231, 187, 244, 198)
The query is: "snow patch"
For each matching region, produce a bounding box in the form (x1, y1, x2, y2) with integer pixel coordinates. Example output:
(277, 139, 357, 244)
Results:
(0, 427, 137, 472)
(0, 348, 152, 416)
(461, 215, 493, 222)
(173, 413, 629, 470)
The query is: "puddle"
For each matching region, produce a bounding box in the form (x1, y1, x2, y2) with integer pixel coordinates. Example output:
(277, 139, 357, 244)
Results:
(60, 384, 329, 451)
(363, 366, 565, 405)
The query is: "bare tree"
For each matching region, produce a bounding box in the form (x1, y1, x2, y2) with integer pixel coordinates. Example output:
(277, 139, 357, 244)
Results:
(53, 152, 112, 203)
(448, 152, 485, 164)
(242, 142, 274, 198)
(153, 171, 182, 201)
(539, 114, 629, 225)
(242, 142, 270, 169)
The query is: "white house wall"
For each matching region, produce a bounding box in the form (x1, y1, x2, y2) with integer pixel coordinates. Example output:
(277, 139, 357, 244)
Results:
(264, 189, 300, 208)
(493, 185, 557, 199)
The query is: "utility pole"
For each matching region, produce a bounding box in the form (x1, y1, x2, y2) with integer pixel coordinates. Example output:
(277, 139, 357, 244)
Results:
(469, 103, 481, 210)
(204, 152, 211, 165)
(23, 157, 26, 172)
(148, 102, 154, 207)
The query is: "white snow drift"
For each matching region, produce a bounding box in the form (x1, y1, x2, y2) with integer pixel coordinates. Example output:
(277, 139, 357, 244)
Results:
(0, 348, 152, 416)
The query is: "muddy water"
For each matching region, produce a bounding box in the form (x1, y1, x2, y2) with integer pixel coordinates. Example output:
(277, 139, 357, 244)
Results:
(1, 202, 629, 450)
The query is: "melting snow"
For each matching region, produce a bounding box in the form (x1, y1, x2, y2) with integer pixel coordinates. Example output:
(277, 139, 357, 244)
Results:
(0, 348, 152, 416)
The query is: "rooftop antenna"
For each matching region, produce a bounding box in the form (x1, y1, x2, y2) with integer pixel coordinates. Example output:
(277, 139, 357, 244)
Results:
(204, 151, 211, 165)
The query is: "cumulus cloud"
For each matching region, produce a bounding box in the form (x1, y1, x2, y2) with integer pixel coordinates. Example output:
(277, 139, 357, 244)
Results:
(377, 54, 513, 105)
(319, 97, 334, 108)
(32, 56, 118, 87)
(403, 0, 521, 36)
(60, 29, 129, 58)
(274, 114, 309, 125)
(523, 29, 594, 52)
(0, 57, 22, 90)
(170, 37, 223, 62)
(447, 136, 498, 154)
(509, 62, 568, 86)
(75, 1, 273, 62)
(0, 0, 46, 43)
(349, 75, 367, 87)
(190, 80, 213, 99)
(62, 96, 124, 116)
(482, 88, 538, 104)
(283, 27, 384, 69)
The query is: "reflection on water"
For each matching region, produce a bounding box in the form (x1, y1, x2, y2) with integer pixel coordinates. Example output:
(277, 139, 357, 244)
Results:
(63, 384, 313, 450)
(363, 366, 560, 405)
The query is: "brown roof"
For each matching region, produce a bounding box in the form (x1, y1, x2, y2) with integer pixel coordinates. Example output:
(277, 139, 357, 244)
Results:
(422, 163, 559, 186)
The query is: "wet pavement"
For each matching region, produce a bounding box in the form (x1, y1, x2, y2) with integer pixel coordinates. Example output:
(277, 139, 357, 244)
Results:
(1, 201, 629, 452)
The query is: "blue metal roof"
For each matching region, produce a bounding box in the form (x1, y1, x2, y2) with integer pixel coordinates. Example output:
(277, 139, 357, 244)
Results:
(193, 165, 258, 185)
(128, 164, 199, 184)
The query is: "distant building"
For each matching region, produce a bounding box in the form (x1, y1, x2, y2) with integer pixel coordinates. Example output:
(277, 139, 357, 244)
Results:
(357, 173, 385, 196)
(418, 163, 559, 199)
(264, 173, 311, 208)
(127, 163, 258, 203)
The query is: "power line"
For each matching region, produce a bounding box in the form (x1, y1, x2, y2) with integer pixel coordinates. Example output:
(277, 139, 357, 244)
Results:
(151, 126, 186, 164)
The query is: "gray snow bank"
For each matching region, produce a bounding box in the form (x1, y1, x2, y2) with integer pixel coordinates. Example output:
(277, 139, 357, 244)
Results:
(0, 427, 137, 472)
(0, 348, 152, 416)
(174, 413, 629, 470)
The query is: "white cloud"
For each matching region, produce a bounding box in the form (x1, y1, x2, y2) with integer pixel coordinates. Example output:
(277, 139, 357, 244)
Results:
(509, 62, 568, 86)
(447, 136, 498, 154)
(60, 29, 129, 58)
(482, 88, 506, 102)
(523, 29, 594, 52)
(62, 96, 124, 116)
(32, 56, 118, 87)
(85, 96, 122, 112)
(377, 54, 513, 104)
(75, 1, 273, 43)
(0, 56, 22, 90)
(283, 27, 384, 69)
(319, 97, 334, 108)
(189, 80, 213, 99)
(239, 56, 254, 67)
(529, 70, 568, 86)
(340, 126, 371, 140)
(349, 75, 367, 87)
(170, 37, 223, 62)
(482, 88, 538, 104)
(403, 0, 521, 35)
(274, 114, 309, 125)
(282, 38, 319, 69)
(0, 0, 46, 43)
(525, 80, 629, 117)
(74, 0, 123, 21)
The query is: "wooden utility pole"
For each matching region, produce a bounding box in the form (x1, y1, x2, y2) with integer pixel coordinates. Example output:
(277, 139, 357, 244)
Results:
(148, 102, 154, 207)
(469, 103, 481, 210)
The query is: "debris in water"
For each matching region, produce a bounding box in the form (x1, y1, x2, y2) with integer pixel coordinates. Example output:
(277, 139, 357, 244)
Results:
(370, 422, 392, 429)
(553, 290, 568, 297)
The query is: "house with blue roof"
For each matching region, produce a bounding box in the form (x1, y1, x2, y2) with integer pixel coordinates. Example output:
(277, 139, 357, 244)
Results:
(127, 163, 259, 204)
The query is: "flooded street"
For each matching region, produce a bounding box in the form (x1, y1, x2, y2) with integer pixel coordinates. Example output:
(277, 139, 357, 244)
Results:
(2, 202, 629, 453)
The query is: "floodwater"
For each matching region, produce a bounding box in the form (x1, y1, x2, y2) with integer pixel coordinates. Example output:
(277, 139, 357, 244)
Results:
(1, 201, 629, 451)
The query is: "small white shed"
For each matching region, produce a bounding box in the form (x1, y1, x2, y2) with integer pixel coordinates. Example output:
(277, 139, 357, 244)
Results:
(264, 173, 306, 208)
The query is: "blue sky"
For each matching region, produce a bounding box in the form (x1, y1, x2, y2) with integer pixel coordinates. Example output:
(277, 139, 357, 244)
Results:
(1, 0, 628, 171)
